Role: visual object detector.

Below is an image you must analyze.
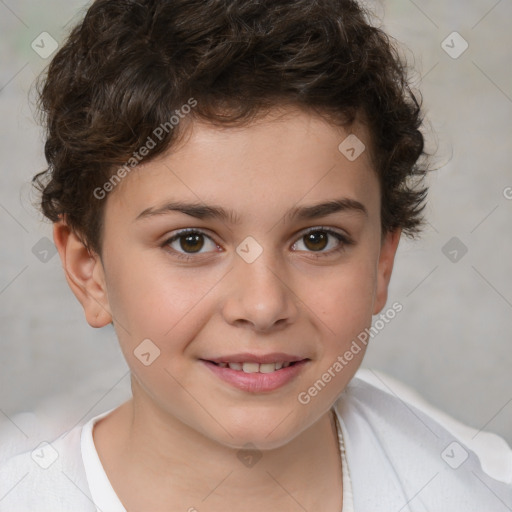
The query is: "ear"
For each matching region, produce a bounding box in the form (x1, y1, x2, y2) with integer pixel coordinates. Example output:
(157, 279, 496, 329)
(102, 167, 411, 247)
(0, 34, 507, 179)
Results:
(373, 228, 401, 315)
(53, 220, 112, 328)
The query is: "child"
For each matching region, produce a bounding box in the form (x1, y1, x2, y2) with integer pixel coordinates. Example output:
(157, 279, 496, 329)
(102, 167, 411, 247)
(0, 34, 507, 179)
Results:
(1, 0, 511, 510)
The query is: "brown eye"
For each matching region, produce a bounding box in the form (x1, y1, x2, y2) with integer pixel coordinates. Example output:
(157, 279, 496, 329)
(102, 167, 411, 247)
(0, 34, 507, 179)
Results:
(303, 231, 329, 252)
(165, 229, 218, 258)
(292, 227, 352, 257)
(179, 233, 205, 253)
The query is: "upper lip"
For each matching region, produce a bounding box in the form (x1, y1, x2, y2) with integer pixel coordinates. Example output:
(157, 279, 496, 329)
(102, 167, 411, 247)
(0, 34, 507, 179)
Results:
(202, 353, 309, 364)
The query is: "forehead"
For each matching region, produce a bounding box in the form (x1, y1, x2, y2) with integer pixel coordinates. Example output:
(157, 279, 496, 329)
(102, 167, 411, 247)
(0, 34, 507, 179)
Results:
(107, 107, 380, 226)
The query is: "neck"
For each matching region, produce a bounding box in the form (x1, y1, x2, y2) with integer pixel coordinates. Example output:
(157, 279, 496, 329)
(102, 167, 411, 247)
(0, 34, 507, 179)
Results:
(94, 393, 343, 511)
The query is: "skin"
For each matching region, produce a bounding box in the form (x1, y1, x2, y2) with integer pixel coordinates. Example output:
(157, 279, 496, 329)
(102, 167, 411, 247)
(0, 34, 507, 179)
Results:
(54, 107, 401, 511)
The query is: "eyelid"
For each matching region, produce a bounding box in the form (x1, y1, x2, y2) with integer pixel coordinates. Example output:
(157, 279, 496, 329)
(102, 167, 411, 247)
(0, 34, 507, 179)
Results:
(298, 225, 350, 239)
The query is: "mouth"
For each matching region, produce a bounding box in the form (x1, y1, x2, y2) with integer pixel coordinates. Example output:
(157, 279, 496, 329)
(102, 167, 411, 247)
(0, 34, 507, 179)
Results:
(202, 360, 308, 373)
(200, 357, 311, 392)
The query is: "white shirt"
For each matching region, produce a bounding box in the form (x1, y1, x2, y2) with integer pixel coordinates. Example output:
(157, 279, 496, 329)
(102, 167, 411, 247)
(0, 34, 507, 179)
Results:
(1, 370, 510, 511)
(80, 404, 355, 511)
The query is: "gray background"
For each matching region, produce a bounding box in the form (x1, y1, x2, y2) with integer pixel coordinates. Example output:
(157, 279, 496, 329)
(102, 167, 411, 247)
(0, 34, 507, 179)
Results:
(0, 0, 511, 453)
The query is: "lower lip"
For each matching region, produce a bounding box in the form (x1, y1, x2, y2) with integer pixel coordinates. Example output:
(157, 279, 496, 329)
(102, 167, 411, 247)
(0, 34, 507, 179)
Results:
(201, 360, 309, 392)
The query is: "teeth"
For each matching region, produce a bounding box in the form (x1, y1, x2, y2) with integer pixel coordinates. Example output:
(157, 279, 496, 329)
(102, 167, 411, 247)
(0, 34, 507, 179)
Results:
(218, 361, 296, 372)
(259, 363, 277, 373)
(242, 362, 260, 373)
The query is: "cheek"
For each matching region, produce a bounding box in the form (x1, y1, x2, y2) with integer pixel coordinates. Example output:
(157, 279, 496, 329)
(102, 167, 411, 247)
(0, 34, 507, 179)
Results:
(104, 255, 226, 348)
(304, 257, 377, 338)
(296, 261, 376, 403)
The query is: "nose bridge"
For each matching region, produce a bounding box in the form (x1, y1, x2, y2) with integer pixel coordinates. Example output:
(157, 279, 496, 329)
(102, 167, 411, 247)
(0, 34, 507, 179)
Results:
(222, 244, 297, 331)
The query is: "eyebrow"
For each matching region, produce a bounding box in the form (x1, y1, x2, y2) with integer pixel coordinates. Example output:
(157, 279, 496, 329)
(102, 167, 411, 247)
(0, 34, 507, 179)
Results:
(135, 198, 367, 224)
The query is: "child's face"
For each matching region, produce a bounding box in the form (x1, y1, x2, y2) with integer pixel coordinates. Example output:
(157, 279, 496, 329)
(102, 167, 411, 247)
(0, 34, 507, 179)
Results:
(60, 107, 399, 449)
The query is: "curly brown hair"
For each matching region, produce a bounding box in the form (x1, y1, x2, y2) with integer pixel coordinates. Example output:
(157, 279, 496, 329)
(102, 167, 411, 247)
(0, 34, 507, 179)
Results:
(33, 0, 428, 255)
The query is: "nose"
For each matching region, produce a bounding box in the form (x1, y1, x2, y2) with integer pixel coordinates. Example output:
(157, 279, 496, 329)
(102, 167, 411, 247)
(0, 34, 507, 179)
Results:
(221, 249, 299, 333)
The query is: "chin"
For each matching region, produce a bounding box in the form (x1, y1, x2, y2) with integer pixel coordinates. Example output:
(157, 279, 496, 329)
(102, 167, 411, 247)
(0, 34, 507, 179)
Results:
(207, 410, 309, 451)
(218, 431, 296, 452)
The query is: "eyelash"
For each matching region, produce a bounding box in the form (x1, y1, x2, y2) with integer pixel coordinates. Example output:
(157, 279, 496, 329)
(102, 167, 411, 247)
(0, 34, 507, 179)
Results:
(162, 227, 354, 261)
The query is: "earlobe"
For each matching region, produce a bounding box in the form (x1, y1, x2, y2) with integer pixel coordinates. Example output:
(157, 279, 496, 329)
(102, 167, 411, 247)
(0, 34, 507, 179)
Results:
(373, 228, 401, 315)
(53, 220, 112, 328)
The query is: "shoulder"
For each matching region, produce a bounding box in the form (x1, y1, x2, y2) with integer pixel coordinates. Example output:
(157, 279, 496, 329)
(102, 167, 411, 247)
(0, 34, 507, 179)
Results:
(339, 369, 512, 482)
(332, 369, 512, 510)
(0, 423, 96, 512)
